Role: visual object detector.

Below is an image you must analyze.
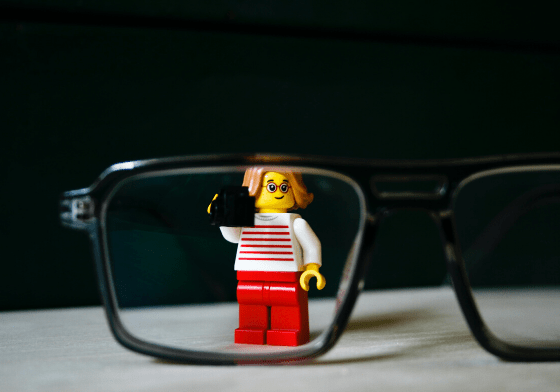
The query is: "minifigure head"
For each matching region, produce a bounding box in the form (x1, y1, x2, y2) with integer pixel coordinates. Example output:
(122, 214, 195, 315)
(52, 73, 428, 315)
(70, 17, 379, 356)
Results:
(242, 167, 314, 212)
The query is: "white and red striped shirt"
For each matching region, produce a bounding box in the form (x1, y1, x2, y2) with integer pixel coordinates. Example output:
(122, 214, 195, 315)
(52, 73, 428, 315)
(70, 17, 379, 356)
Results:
(220, 213, 321, 272)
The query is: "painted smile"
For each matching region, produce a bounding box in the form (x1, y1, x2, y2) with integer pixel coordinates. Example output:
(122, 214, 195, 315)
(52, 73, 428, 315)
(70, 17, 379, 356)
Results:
(275, 196, 285, 199)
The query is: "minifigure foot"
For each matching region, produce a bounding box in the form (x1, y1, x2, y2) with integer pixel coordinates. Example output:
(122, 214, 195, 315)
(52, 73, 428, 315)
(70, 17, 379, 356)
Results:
(267, 329, 309, 346)
(235, 328, 267, 345)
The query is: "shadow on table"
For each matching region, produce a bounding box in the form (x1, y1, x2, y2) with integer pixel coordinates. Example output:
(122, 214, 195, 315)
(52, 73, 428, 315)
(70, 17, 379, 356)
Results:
(344, 309, 432, 331)
(306, 308, 476, 366)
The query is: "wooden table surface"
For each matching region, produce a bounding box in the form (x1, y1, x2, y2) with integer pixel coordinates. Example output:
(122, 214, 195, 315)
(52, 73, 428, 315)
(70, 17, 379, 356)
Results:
(2, 288, 559, 392)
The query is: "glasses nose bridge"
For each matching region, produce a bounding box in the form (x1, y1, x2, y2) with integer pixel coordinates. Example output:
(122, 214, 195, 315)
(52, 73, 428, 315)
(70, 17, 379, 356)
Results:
(364, 172, 452, 214)
(370, 173, 449, 201)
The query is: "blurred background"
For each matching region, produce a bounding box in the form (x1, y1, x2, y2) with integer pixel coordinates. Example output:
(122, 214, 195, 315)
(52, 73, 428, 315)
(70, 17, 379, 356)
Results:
(1, 0, 559, 311)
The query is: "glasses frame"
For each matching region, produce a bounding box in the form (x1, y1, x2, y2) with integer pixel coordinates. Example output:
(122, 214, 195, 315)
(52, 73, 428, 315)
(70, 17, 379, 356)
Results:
(60, 153, 560, 364)
(263, 181, 291, 194)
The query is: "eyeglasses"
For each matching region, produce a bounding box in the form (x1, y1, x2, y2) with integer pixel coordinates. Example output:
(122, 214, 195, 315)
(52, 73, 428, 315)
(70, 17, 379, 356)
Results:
(60, 154, 560, 364)
(263, 182, 291, 193)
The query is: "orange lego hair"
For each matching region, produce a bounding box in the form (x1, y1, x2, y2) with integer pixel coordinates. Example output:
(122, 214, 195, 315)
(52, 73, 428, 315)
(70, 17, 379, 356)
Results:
(242, 167, 314, 210)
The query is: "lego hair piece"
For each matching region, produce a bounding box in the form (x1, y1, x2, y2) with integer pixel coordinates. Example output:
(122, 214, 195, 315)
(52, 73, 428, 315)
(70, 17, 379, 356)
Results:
(242, 167, 314, 210)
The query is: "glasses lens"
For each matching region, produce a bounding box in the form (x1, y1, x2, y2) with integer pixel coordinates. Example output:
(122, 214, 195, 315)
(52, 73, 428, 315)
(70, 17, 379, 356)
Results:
(454, 167, 560, 347)
(103, 166, 363, 354)
(267, 183, 277, 193)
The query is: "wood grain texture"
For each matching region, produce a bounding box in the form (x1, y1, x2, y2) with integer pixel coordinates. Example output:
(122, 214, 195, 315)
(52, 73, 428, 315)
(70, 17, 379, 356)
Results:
(2, 288, 559, 392)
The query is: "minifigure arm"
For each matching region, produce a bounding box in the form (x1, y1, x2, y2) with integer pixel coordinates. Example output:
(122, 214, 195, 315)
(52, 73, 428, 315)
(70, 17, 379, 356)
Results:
(294, 218, 325, 291)
(220, 227, 242, 243)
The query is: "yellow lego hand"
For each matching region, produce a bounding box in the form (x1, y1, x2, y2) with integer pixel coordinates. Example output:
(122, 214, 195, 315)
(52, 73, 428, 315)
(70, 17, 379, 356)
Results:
(300, 263, 326, 291)
(207, 194, 218, 214)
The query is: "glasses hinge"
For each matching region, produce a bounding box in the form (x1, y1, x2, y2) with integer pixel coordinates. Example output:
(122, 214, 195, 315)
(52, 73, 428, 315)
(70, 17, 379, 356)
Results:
(60, 195, 95, 230)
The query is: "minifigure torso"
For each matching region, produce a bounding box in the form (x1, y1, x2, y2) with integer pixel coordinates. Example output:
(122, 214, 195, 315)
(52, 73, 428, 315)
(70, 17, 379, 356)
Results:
(234, 213, 303, 272)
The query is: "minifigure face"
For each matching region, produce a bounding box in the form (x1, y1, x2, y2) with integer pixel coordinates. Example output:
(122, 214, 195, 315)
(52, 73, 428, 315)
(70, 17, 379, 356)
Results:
(254, 172, 296, 211)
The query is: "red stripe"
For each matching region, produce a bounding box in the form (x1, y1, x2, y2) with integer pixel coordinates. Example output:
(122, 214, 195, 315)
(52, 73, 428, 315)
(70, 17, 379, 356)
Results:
(241, 244, 292, 248)
(241, 238, 290, 241)
(240, 251, 293, 254)
(241, 231, 290, 235)
(238, 258, 295, 261)
(253, 225, 289, 228)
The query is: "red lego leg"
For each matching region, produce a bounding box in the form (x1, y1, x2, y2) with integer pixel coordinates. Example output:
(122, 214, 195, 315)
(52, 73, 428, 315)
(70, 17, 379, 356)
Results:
(235, 304, 269, 344)
(236, 281, 269, 345)
(267, 305, 310, 346)
(266, 276, 310, 346)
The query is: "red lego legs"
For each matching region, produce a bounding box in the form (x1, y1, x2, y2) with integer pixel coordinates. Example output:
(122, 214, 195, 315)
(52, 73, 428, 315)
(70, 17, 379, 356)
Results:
(235, 272, 309, 346)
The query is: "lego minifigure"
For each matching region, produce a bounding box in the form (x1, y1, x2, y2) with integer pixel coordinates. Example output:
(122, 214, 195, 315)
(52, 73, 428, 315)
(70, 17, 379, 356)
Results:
(215, 168, 325, 346)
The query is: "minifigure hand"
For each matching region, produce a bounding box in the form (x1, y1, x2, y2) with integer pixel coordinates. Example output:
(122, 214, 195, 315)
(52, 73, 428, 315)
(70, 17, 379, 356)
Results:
(300, 263, 326, 291)
(207, 194, 218, 214)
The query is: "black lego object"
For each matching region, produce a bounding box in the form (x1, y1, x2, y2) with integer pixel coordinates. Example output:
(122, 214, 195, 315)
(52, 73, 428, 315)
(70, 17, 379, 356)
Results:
(209, 186, 255, 227)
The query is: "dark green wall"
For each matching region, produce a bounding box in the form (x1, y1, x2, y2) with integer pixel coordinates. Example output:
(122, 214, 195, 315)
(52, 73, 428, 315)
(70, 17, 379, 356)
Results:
(1, 1, 559, 310)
